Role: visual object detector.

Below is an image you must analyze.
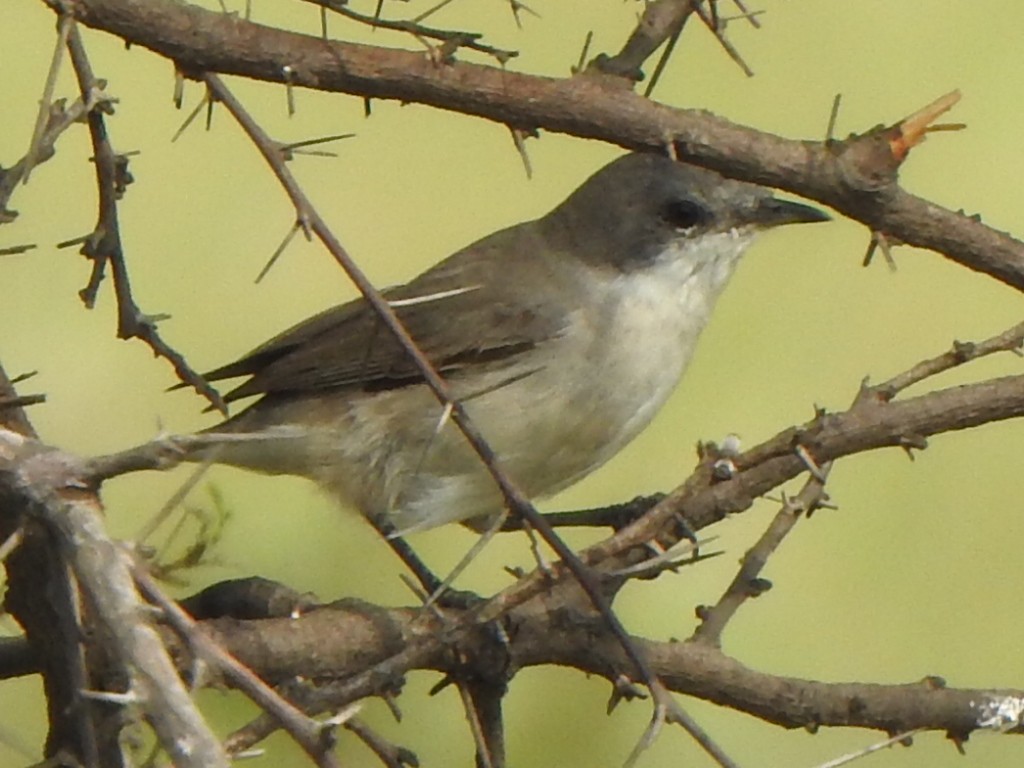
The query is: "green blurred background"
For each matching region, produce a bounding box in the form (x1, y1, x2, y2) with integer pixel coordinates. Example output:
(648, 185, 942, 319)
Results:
(2, 1, 1023, 765)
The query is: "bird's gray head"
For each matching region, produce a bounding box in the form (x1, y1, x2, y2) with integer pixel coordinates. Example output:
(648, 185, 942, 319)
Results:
(543, 152, 829, 272)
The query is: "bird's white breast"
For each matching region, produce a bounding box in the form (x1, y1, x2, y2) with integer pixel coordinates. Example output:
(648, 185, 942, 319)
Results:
(585, 230, 752, 442)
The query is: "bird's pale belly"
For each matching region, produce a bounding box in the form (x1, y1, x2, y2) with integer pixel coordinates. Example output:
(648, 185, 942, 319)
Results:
(345, 357, 684, 534)
(345, 305, 698, 531)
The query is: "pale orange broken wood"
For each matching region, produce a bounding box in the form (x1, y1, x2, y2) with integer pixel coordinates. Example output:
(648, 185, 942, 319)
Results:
(890, 89, 965, 161)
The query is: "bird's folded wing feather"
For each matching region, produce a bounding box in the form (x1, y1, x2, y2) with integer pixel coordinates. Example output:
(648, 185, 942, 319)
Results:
(201, 227, 570, 403)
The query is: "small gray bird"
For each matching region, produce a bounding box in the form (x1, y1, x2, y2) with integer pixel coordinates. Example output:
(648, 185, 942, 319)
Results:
(193, 152, 828, 535)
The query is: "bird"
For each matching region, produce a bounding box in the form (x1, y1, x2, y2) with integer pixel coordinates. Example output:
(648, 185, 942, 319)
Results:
(189, 152, 829, 540)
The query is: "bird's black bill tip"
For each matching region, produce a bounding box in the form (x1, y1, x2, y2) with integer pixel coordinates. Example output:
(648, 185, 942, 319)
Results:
(754, 197, 831, 227)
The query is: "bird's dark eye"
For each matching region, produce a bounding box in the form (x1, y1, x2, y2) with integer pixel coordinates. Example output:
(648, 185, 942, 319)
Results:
(661, 199, 709, 231)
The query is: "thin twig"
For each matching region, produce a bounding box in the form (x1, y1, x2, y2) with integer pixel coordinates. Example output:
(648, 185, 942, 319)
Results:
(643, 18, 686, 98)
(65, 29, 227, 413)
(302, 0, 517, 63)
(813, 729, 924, 768)
(691, 465, 831, 645)
(458, 681, 502, 768)
(0, 93, 105, 223)
(344, 717, 418, 767)
(868, 320, 1024, 400)
(693, 2, 754, 76)
(23, 13, 74, 184)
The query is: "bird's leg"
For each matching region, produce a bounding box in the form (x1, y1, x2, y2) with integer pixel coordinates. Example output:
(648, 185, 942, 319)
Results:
(369, 517, 484, 609)
(369, 518, 444, 594)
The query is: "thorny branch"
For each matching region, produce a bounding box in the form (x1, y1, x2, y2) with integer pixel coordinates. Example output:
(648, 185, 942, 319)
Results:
(0, 366, 100, 765)
(64, 23, 228, 413)
(870, 320, 1024, 399)
(41, 0, 1024, 291)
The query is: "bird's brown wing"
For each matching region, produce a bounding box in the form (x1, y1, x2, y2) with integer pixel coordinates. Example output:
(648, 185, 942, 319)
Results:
(202, 227, 571, 404)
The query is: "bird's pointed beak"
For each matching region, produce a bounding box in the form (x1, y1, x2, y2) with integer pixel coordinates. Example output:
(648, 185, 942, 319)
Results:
(751, 197, 831, 228)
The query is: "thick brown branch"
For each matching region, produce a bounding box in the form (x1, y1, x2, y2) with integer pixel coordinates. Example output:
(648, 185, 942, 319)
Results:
(48, 0, 1024, 291)
(140, 595, 1024, 740)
